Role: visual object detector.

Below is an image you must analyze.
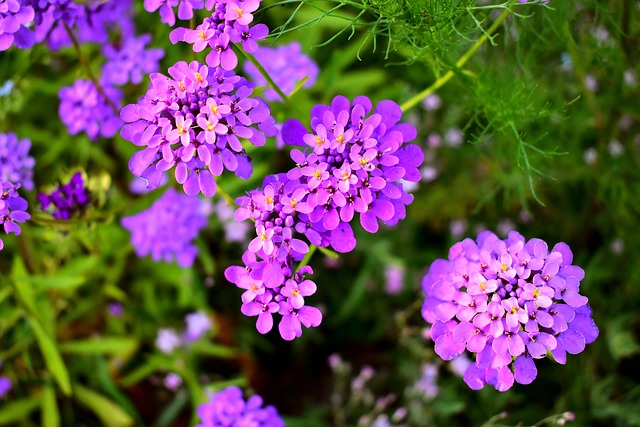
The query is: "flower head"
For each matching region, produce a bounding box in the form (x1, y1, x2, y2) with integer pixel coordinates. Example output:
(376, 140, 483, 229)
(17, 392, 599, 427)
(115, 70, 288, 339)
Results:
(422, 231, 598, 392)
(120, 60, 275, 196)
(197, 386, 284, 427)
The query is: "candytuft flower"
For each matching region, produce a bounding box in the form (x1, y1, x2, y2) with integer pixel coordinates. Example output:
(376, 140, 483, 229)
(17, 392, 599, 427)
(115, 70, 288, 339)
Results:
(120, 60, 276, 196)
(226, 96, 422, 340)
(197, 386, 284, 427)
(102, 34, 165, 86)
(0, 181, 30, 251)
(421, 231, 599, 392)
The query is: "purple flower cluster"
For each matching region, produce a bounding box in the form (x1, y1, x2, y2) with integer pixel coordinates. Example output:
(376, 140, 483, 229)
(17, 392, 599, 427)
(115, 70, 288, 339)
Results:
(226, 96, 422, 340)
(0, 0, 35, 50)
(243, 42, 319, 101)
(0, 181, 30, 251)
(37, 172, 90, 220)
(102, 34, 165, 86)
(0, 132, 35, 191)
(281, 95, 423, 238)
(155, 311, 213, 353)
(121, 188, 210, 267)
(169, 0, 268, 71)
(58, 79, 123, 141)
(197, 386, 284, 427)
(421, 231, 599, 391)
(1, 0, 133, 51)
(121, 60, 276, 196)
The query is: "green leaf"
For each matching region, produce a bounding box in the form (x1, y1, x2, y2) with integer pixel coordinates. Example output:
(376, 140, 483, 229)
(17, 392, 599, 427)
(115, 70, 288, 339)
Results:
(153, 390, 189, 427)
(42, 385, 61, 427)
(0, 394, 41, 425)
(74, 384, 134, 427)
(59, 337, 139, 357)
(11, 256, 37, 314)
(29, 317, 72, 396)
(189, 341, 237, 358)
(24, 274, 86, 291)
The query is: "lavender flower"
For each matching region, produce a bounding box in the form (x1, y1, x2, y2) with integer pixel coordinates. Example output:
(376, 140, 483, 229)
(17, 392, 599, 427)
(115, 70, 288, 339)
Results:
(0, 132, 35, 191)
(384, 265, 405, 295)
(243, 42, 319, 101)
(169, 0, 268, 71)
(197, 386, 284, 427)
(102, 34, 165, 86)
(121, 188, 210, 267)
(37, 172, 91, 220)
(121, 60, 276, 196)
(0, 181, 30, 251)
(156, 328, 181, 353)
(421, 231, 599, 392)
(164, 372, 182, 391)
(183, 311, 213, 341)
(59, 79, 123, 141)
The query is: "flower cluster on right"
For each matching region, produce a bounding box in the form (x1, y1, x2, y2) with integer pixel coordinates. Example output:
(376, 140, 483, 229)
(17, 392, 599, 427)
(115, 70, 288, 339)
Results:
(421, 230, 598, 391)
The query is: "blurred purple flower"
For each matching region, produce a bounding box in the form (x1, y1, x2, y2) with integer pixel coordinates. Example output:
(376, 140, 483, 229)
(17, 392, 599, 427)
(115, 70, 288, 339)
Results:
(107, 303, 124, 318)
(145, 0, 205, 26)
(156, 328, 181, 354)
(197, 386, 284, 427)
(243, 42, 319, 101)
(0, 132, 34, 191)
(102, 34, 165, 86)
(164, 372, 182, 391)
(183, 311, 213, 341)
(384, 265, 405, 295)
(121, 188, 210, 267)
(414, 363, 439, 398)
(59, 79, 122, 141)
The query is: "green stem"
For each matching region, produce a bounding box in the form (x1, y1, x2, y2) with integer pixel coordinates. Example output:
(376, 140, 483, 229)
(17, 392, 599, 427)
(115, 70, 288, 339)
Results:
(234, 44, 290, 102)
(399, 7, 513, 113)
(296, 245, 317, 273)
(62, 23, 120, 115)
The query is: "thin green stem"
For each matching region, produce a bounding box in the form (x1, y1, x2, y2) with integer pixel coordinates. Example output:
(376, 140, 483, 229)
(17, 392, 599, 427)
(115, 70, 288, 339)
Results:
(399, 7, 513, 113)
(62, 23, 120, 115)
(234, 44, 290, 102)
(295, 245, 317, 273)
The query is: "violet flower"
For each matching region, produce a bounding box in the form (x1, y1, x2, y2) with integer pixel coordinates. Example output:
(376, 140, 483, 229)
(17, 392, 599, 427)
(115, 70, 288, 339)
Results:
(422, 230, 599, 392)
(197, 386, 284, 427)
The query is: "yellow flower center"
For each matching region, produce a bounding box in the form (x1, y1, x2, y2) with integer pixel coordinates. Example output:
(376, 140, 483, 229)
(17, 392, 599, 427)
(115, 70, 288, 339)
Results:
(315, 135, 324, 146)
(259, 233, 268, 241)
(359, 157, 369, 166)
(177, 125, 185, 134)
(290, 199, 298, 208)
(336, 134, 345, 144)
(179, 81, 185, 91)
(195, 72, 203, 83)
(206, 122, 215, 131)
(510, 307, 518, 314)
(533, 288, 541, 298)
(198, 30, 207, 39)
(210, 104, 219, 114)
(479, 282, 486, 291)
(291, 289, 300, 296)
(250, 284, 258, 291)
(501, 263, 507, 272)
(313, 169, 322, 179)
(234, 8, 243, 19)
